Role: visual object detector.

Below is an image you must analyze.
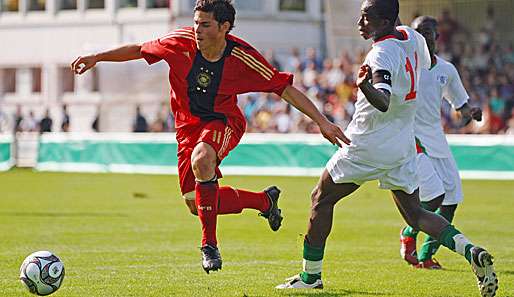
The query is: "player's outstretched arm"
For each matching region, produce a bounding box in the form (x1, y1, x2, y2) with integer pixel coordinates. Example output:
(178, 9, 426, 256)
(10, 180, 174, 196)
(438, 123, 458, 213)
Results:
(356, 65, 390, 112)
(71, 44, 143, 75)
(281, 85, 350, 147)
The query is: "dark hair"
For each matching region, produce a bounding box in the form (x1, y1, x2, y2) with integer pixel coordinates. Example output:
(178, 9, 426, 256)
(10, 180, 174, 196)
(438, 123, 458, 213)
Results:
(194, 0, 236, 32)
(372, 0, 399, 25)
(411, 15, 438, 30)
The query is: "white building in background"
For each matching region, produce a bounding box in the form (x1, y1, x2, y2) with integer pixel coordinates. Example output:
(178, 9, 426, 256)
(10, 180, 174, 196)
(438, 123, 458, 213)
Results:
(0, 0, 324, 132)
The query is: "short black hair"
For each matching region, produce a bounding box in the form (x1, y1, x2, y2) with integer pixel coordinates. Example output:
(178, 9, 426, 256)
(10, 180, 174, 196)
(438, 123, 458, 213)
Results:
(411, 15, 438, 30)
(369, 0, 399, 25)
(194, 0, 236, 32)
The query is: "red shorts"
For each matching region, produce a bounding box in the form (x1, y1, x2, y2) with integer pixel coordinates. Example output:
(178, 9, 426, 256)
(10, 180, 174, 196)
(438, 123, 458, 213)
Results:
(176, 120, 244, 197)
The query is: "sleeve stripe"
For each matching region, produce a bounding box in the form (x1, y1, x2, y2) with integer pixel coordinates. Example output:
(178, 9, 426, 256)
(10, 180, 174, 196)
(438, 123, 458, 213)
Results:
(160, 34, 195, 42)
(233, 47, 274, 78)
(160, 30, 195, 41)
(232, 51, 272, 81)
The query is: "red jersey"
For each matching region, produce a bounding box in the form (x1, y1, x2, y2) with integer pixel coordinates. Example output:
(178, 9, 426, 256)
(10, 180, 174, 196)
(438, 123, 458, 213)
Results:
(141, 27, 294, 130)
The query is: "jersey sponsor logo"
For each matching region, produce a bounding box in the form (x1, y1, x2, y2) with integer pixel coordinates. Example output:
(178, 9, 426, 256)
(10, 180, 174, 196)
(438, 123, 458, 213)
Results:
(231, 47, 273, 81)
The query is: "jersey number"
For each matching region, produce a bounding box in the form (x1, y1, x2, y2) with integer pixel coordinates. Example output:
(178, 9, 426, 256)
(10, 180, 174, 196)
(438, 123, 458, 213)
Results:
(404, 52, 418, 101)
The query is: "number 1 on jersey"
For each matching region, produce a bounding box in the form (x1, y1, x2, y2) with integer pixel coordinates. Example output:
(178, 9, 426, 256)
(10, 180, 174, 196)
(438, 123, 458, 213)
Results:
(405, 52, 418, 101)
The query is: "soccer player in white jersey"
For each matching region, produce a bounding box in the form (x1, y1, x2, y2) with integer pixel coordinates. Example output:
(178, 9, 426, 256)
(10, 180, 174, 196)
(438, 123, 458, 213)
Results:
(276, 1, 498, 296)
(400, 16, 484, 270)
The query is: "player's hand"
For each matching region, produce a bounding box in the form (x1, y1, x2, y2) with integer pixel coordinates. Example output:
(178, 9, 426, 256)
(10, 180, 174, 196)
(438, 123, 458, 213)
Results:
(71, 55, 98, 75)
(470, 107, 482, 122)
(319, 120, 351, 147)
(356, 64, 372, 87)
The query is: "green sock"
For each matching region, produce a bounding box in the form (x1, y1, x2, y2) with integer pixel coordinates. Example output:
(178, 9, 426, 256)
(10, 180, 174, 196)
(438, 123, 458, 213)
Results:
(402, 226, 419, 238)
(418, 208, 455, 262)
(300, 239, 323, 284)
(402, 202, 432, 238)
(438, 225, 474, 263)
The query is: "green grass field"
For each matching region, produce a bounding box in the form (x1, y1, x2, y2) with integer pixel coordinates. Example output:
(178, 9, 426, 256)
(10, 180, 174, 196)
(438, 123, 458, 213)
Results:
(1, 169, 513, 297)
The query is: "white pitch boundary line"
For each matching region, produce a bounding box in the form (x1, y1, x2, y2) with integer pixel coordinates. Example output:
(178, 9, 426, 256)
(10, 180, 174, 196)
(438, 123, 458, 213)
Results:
(35, 162, 514, 180)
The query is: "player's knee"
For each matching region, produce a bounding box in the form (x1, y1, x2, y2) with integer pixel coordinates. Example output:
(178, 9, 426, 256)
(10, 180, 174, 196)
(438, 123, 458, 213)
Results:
(310, 185, 334, 210)
(191, 153, 216, 177)
(310, 185, 322, 204)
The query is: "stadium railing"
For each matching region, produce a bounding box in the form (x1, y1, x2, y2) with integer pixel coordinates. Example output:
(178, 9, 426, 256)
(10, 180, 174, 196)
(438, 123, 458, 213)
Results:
(31, 133, 514, 180)
(0, 134, 14, 171)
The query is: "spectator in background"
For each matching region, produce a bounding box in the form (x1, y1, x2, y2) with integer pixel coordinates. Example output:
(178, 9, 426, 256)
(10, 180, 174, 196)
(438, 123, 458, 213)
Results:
(39, 109, 53, 133)
(150, 112, 165, 132)
(21, 111, 38, 132)
(284, 47, 302, 73)
(301, 47, 322, 71)
(505, 107, 514, 134)
(91, 107, 100, 132)
(14, 104, 23, 133)
(275, 105, 292, 133)
(489, 88, 505, 118)
(264, 49, 282, 71)
(133, 105, 148, 133)
(61, 104, 70, 132)
(437, 9, 461, 49)
(0, 106, 9, 133)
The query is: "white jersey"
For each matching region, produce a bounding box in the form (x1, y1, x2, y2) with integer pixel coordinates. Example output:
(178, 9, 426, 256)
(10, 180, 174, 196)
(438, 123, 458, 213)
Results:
(415, 56, 469, 158)
(341, 26, 431, 169)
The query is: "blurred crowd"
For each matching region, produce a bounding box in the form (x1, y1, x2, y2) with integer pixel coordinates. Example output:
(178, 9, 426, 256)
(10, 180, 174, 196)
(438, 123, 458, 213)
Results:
(2, 8, 513, 135)
(241, 8, 514, 135)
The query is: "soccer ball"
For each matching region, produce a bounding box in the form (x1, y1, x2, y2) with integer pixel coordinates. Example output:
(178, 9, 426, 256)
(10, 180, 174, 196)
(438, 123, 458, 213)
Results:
(19, 251, 65, 296)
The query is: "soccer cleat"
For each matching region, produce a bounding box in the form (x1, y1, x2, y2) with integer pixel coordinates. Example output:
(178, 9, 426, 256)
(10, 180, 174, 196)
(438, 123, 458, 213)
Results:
(400, 228, 419, 265)
(470, 247, 498, 297)
(200, 245, 222, 274)
(275, 275, 323, 289)
(259, 186, 283, 231)
(415, 258, 443, 270)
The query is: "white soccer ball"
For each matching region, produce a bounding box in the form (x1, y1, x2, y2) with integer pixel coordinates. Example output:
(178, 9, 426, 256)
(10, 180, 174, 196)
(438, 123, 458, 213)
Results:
(19, 251, 65, 296)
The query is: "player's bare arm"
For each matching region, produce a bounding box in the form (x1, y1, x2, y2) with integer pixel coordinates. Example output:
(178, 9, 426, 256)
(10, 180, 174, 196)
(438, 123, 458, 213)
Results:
(357, 65, 391, 112)
(71, 44, 143, 75)
(281, 85, 350, 147)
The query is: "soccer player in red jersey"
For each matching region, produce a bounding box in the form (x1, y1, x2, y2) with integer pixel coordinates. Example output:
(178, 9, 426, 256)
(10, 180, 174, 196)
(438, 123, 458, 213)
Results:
(71, 0, 349, 273)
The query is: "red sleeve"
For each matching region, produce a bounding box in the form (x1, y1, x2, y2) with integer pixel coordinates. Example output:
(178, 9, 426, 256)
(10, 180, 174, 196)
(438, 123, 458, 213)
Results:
(141, 28, 196, 65)
(141, 39, 168, 65)
(231, 46, 293, 96)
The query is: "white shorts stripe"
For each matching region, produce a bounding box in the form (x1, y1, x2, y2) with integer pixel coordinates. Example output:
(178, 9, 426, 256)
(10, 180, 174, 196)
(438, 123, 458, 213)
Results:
(218, 127, 233, 159)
